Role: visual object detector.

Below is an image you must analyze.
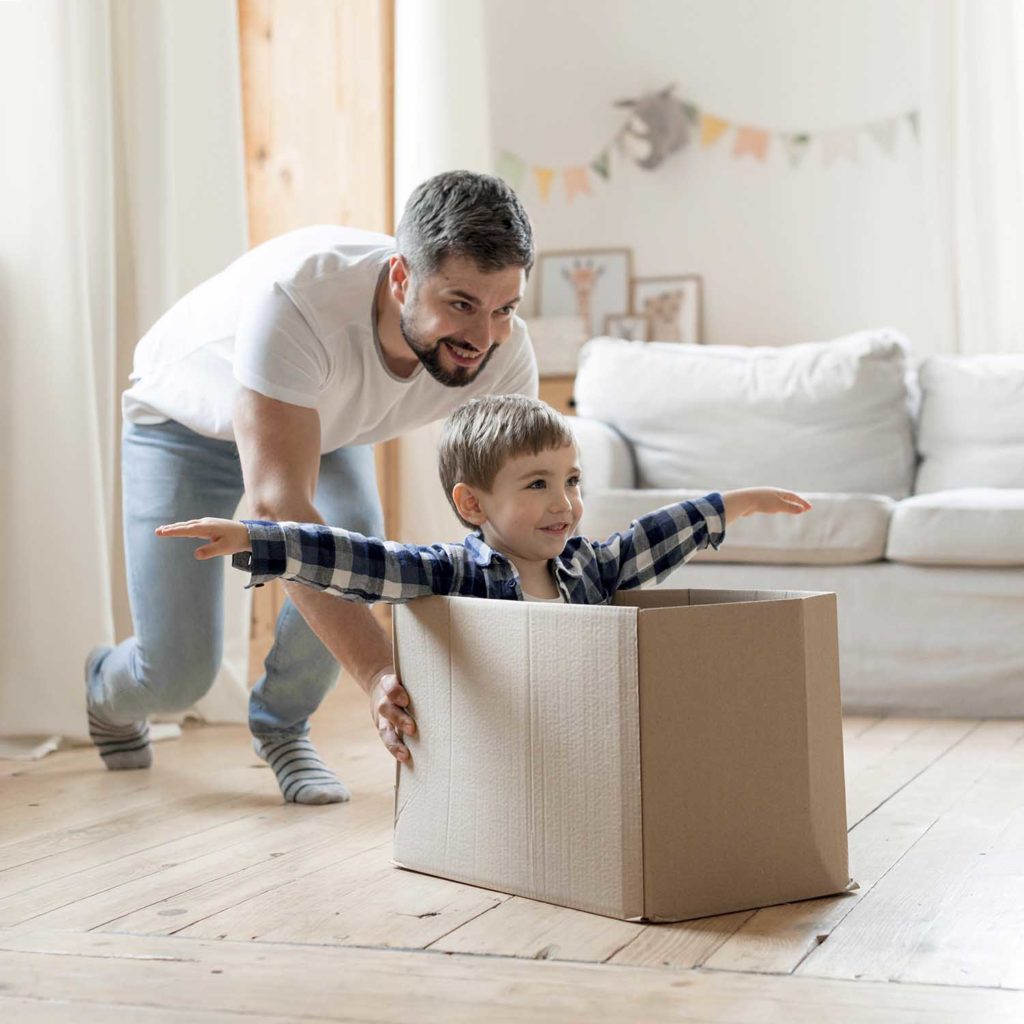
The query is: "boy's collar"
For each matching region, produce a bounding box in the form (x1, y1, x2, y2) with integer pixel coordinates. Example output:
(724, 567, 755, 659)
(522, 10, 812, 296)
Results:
(464, 531, 584, 578)
(464, 531, 502, 568)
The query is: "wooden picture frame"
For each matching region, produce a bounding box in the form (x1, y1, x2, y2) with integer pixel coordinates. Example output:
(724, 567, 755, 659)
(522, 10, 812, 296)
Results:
(630, 274, 703, 344)
(535, 248, 634, 338)
(602, 312, 650, 342)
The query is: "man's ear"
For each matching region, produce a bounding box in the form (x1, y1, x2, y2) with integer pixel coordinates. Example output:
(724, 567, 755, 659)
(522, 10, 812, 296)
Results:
(390, 254, 412, 305)
(452, 482, 487, 526)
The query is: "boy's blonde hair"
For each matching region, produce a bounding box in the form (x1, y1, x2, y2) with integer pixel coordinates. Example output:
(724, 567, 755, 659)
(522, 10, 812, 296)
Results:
(438, 395, 577, 528)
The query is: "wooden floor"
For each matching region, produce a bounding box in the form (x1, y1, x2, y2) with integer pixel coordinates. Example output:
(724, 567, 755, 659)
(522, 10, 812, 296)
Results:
(2, 683, 1023, 1023)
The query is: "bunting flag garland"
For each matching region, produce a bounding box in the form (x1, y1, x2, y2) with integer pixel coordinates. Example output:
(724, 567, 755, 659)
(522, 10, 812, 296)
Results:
(564, 165, 592, 201)
(496, 88, 919, 203)
(781, 133, 812, 167)
(590, 149, 611, 180)
(700, 114, 729, 147)
(533, 166, 556, 201)
(733, 126, 770, 161)
(866, 119, 898, 155)
(820, 130, 859, 165)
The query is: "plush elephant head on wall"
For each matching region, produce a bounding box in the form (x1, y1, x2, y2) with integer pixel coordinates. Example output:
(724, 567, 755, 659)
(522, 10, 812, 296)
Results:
(615, 84, 692, 170)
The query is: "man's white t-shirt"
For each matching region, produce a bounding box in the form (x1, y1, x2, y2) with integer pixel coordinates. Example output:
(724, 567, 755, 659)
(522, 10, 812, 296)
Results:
(122, 225, 539, 453)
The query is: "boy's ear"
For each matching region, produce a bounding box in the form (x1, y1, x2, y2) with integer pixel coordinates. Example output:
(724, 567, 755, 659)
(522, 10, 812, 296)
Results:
(452, 482, 487, 526)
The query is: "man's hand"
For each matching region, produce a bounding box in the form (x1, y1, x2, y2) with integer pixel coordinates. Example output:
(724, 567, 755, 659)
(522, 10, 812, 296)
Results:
(721, 487, 812, 524)
(369, 670, 416, 764)
(155, 518, 252, 559)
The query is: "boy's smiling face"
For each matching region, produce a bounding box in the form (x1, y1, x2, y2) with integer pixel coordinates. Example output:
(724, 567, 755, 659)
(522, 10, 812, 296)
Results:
(455, 444, 584, 565)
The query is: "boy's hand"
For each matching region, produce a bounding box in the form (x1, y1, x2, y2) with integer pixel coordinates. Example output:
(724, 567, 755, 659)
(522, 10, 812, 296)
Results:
(721, 488, 812, 524)
(368, 670, 416, 764)
(155, 518, 252, 559)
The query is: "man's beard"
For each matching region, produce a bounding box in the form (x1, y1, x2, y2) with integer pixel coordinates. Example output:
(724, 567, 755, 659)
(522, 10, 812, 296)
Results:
(400, 312, 496, 388)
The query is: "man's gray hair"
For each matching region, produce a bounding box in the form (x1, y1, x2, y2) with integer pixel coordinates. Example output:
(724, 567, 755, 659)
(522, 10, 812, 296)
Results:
(396, 170, 534, 280)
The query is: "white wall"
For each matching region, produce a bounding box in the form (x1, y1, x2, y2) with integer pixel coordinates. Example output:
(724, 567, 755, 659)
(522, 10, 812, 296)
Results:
(393, 0, 941, 543)
(485, 0, 937, 350)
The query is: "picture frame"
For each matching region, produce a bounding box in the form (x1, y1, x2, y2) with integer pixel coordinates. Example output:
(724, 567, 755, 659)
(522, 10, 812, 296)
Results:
(630, 274, 703, 344)
(602, 312, 650, 342)
(535, 248, 633, 338)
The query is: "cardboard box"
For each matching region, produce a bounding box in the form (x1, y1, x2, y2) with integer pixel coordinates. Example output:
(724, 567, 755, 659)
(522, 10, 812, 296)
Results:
(392, 588, 849, 922)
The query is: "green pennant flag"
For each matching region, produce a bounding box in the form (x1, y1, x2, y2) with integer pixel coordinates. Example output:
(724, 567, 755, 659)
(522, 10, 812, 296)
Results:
(682, 102, 700, 126)
(781, 133, 812, 167)
(496, 150, 526, 189)
(590, 149, 611, 180)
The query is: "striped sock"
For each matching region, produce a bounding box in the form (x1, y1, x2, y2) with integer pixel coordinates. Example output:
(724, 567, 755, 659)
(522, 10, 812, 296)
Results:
(253, 736, 351, 805)
(87, 709, 152, 770)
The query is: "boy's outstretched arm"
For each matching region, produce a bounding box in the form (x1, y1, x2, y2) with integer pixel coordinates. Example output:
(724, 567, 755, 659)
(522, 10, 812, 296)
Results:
(156, 517, 462, 603)
(591, 486, 812, 594)
(720, 487, 812, 523)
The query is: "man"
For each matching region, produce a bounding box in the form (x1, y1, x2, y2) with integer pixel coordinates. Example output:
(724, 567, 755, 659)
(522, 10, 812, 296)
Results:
(86, 171, 537, 804)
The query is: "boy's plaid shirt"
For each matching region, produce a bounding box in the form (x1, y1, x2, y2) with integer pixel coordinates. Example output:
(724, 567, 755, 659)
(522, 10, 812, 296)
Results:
(233, 492, 726, 605)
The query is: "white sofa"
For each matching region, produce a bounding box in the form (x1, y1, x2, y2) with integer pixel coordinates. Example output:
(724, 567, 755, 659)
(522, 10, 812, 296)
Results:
(570, 330, 1024, 717)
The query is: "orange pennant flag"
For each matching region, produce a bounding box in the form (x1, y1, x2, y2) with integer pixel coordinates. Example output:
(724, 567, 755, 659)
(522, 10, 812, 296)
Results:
(533, 166, 556, 201)
(564, 166, 591, 202)
(733, 126, 770, 161)
(700, 114, 729, 147)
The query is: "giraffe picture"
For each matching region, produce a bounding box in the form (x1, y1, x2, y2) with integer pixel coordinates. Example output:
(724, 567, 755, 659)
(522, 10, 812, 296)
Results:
(631, 274, 703, 344)
(535, 248, 632, 338)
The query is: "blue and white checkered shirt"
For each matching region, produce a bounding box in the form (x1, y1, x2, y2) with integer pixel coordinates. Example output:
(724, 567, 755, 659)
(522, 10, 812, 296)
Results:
(233, 492, 726, 605)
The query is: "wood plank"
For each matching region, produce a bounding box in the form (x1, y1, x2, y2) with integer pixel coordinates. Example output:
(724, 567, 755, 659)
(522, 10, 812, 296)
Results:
(429, 894, 642, 962)
(607, 910, 756, 969)
(2, 928, 1022, 1023)
(2, 808, 343, 929)
(176, 852, 501, 950)
(100, 816, 393, 936)
(844, 718, 979, 827)
(0, 996, 290, 1023)
(702, 720, 1023, 976)
(798, 725, 1024, 987)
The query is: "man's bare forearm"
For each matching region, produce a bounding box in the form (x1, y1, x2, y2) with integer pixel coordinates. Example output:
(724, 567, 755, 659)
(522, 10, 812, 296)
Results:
(252, 499, 393, 694)
(282, 583, 393, 695)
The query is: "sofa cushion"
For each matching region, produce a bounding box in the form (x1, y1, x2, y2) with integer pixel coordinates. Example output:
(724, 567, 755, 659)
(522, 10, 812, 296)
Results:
(574, 329, 916, 498)
(914, 354, 1024, 494)
(579, 490, 894, 565)
(886, 489, 1024, 567)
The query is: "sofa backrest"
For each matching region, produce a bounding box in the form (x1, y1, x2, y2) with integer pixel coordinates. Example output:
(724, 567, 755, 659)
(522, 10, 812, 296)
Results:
(574, 329, 916, 498)
(914, 353, 1024, 493)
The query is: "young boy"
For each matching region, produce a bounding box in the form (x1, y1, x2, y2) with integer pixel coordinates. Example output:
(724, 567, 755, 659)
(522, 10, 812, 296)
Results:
(157, 395, 811, 757)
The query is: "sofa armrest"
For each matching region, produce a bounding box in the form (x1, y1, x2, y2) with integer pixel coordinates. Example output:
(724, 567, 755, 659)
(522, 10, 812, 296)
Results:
(571, 416, 637, 491)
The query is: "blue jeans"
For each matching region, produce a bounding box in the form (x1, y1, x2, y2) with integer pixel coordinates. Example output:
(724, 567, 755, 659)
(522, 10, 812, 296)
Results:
(87, 419, 384, 739)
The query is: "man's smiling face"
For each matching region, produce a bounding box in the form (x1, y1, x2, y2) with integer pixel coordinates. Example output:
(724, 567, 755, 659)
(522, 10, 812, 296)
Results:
(398, 255, 526, 387)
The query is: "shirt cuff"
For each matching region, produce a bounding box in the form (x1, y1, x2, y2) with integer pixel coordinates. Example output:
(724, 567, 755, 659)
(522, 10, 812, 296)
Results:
(233, 520, 290, 588)
(702, 491, 727, 549)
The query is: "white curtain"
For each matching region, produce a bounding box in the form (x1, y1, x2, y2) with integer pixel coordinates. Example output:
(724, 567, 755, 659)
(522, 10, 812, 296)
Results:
(0, 0, 251, 756)
(922, 0, 1024, 354)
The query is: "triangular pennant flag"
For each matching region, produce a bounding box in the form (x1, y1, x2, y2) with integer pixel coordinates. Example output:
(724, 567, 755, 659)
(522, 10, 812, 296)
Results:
(780, 133, 812, 167)
(564, 166, 592, 202)
(682, 102, 700, 126)
(590, 148, 611, 180)
(866, 119, 898, 156)
(533, 166, 556, 201)
(700, 114, 729, 147)
(495, 150, 526, 189)
(820, 130, 859, 165)
(733, 126, 770, 161)
(906, 111, 919, 140)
